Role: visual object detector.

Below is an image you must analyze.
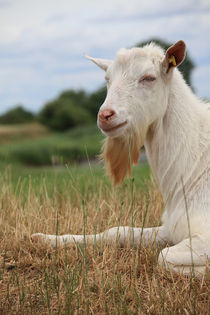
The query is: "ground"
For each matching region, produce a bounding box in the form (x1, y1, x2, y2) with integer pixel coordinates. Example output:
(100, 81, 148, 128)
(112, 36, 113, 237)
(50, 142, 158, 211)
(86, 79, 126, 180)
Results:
(0, 162, 209, 314)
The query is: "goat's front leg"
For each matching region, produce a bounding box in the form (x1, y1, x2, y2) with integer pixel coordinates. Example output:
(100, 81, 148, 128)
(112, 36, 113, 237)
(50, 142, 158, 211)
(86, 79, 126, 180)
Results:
(31, 226, 169, 248)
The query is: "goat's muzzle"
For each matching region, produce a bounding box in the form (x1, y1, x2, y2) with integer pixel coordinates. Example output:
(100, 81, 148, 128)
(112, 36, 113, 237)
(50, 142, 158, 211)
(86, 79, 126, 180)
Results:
(98, 109, 127, 133)
(98, 109, 116, 122)
(98, 109, 115, 130)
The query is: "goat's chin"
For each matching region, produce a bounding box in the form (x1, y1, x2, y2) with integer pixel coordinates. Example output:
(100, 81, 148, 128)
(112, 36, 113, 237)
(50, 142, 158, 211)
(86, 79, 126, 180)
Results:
(99, 121, 128, 138)
(100, 126, 144, 185)
(101, 129, 125, 139)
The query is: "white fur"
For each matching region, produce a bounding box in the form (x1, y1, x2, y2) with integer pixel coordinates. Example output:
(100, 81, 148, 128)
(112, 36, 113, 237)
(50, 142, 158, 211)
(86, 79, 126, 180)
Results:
(32, 41, 210, 276)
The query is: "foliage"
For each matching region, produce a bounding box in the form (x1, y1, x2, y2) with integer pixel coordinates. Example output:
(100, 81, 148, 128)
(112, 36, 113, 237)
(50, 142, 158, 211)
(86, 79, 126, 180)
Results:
(38, 87, 107, 131)
(0, 105, 35, 125)
(0, 124, 104, 166)
(136, 38, 195, 88)
(38, 93, 94, 131)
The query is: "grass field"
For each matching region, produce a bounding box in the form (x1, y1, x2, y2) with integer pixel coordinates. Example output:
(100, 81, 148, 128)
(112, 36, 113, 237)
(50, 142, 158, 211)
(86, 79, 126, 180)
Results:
(0, 161, 209, 314)
(0, 123, 209, 314)
(0, 124, 103, 166)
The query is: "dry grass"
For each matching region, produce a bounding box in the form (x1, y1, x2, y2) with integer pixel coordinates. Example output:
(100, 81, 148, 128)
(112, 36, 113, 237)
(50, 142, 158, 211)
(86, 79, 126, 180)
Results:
(0, 170, 209, 314)
(0, 123, 49, 143)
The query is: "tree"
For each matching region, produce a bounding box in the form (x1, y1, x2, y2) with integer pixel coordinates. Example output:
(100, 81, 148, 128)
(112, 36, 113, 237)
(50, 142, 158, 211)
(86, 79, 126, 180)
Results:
(0, 106, 35, 124)
(38, 91, 94, 131)
(136, 38, 195, 89)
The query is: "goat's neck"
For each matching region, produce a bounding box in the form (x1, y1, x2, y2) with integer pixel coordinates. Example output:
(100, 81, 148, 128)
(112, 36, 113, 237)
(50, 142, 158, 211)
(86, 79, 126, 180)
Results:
(145, 71, 207, 203)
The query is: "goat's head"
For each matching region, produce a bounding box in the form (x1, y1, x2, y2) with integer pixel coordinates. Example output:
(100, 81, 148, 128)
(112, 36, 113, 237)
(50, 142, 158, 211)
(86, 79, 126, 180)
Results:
(85, 40, 186, 184)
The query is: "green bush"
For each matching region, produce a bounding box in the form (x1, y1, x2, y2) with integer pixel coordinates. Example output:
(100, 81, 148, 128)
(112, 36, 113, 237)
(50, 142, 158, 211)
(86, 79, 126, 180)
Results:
(38, 88, 108, 131)
(38, 91, 94, 131)
(9, 144, 54, 165)
(0, 106, 35, 125)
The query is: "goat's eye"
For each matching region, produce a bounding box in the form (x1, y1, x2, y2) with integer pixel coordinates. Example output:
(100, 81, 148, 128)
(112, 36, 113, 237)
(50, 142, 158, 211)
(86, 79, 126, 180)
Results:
(139, 76, 156, 83)
(144, 76, 156, 81)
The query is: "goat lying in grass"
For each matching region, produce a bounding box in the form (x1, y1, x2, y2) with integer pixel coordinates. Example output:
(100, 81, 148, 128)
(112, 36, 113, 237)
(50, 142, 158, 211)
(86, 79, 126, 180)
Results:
(32, 40, 210, 276)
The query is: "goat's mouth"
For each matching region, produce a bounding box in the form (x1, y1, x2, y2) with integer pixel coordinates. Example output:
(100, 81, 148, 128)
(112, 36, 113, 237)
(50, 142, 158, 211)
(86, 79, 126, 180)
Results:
(101, 121, 127, 133)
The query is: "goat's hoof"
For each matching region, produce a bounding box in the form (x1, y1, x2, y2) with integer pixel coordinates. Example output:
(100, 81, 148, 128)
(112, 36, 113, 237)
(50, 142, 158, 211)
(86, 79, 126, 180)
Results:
(31, 233, 56, 248)
(31, 233, 46, 243)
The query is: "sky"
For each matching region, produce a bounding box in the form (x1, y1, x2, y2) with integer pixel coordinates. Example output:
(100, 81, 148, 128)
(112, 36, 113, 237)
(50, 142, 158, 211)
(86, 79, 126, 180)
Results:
(0, 0, 210, 114)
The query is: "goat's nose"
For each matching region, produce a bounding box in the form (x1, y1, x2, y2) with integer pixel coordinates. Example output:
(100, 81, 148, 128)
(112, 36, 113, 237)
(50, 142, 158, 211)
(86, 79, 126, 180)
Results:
(98, 109, 116, 122)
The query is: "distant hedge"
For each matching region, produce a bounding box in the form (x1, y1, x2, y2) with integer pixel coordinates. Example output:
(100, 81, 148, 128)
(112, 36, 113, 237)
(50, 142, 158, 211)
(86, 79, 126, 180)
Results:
(0, 106, 35, 125)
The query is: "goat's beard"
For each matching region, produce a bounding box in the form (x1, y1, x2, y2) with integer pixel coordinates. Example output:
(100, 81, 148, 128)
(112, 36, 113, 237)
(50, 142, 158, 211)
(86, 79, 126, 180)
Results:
(100, 125, 145, 185)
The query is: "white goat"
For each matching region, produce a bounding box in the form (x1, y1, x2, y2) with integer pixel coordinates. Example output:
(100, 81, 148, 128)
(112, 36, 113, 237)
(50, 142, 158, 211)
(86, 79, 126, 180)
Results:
(32, 40, 210, 276)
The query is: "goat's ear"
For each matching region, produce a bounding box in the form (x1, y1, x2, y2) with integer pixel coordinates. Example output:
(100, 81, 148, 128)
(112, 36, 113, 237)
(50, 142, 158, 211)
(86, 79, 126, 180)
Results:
(162, 40, 186, 74)
(84, 53, 113, 71)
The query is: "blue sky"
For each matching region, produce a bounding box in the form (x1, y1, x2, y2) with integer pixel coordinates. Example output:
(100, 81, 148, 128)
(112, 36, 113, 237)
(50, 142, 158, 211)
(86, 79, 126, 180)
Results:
(0, 0, 210, 114)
